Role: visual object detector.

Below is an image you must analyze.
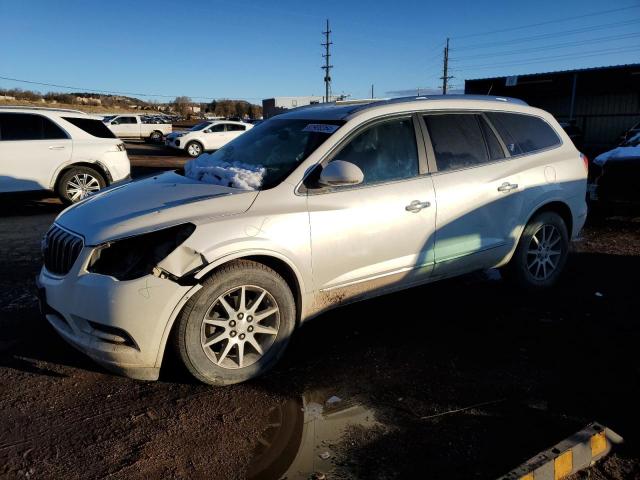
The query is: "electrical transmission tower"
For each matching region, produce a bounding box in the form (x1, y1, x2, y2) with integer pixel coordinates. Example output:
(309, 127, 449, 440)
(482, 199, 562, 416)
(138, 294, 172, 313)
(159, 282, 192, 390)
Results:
(440, 37, 453, 95)
(322, 19, 333, 103)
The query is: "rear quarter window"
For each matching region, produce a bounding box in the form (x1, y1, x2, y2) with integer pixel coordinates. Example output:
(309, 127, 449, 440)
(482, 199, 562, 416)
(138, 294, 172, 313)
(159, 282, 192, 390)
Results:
(62, 117, 116, 138)
(486, 112, 561, 155)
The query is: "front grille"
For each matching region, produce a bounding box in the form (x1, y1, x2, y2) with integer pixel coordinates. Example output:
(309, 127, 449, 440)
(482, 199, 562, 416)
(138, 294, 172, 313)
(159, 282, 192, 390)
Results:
(42, 225, 84, 276)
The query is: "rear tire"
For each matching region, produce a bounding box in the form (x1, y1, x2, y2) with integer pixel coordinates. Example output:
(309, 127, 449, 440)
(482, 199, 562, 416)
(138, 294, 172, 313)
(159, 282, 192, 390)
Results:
(185, 141, 203, 157)
(503, 211, 569, 290)
(149, 130, 163, 143)
(56, 166, 106, 204)
(174, 260, 296, 386)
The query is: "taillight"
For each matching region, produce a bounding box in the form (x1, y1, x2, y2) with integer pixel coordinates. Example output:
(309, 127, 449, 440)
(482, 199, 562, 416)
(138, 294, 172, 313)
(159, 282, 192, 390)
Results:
(580, 153, 589, 173)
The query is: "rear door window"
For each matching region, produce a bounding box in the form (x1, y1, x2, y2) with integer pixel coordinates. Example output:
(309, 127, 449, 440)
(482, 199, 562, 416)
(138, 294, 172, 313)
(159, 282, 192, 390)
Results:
(226, 124, 246, 131)
(424, 114, 489, 172)
(0, 113, 67, 141)
(486, 112, 560, 155)
(63, 117, 116, 138)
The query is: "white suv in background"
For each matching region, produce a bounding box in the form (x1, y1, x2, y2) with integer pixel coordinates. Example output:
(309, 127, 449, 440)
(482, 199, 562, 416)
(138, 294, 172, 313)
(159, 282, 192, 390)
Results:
(165, 120, 253, 157)
(38, 96, 587, 386)
(0, 107, 131, 203)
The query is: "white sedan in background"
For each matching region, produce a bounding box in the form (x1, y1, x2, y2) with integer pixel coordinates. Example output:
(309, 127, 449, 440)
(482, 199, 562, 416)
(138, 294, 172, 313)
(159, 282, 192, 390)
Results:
(165, 120, 253, 157)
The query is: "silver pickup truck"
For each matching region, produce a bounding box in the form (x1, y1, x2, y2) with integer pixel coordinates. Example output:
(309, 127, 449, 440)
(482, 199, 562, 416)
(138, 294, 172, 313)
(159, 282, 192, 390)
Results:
(103, 114, 172, 142)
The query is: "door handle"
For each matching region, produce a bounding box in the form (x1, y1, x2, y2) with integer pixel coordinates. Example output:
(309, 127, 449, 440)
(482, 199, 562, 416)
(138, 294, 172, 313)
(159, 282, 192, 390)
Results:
(497, 182, 518, 192)
(405, 200, 431, 212)
(48, 145, 65, 150)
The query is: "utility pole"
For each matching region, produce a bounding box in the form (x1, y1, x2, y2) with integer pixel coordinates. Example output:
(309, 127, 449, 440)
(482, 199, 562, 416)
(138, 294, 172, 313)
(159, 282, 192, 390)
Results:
(371, 84, 374, 99)
(441, 37, 453, 95)
(321, 19, 333, 103)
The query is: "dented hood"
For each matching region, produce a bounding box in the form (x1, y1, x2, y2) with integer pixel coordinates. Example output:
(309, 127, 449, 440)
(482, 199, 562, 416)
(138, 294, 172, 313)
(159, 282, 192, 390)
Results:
(56, 171, 258, 245)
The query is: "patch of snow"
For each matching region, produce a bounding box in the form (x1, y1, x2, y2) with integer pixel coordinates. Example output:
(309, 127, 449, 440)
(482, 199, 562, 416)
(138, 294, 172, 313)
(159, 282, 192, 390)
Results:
(594, 146, 640, 166)
(184, 154, 265, 190)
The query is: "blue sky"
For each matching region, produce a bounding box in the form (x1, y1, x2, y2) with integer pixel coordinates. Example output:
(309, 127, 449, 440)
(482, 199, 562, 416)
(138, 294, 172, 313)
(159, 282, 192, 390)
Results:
(0, 0, 638, 103)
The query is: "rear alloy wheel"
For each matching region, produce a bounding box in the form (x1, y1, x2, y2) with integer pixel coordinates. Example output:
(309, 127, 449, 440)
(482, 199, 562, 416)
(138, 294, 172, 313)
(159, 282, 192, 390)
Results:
(186, 141, 203, 157)
(505, 211, 569, 289)
(150, 130, 163, 143)
(174, 260, 295, 385)
(57, 166, 106, 204)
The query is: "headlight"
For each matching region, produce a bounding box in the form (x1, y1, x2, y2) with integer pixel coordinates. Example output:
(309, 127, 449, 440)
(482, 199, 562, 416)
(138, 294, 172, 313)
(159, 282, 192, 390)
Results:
(87, 223, 196, 280)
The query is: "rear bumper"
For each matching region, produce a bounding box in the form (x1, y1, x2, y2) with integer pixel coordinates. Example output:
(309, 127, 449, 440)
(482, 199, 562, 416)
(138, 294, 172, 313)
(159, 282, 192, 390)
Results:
(102, 151, 131, 183)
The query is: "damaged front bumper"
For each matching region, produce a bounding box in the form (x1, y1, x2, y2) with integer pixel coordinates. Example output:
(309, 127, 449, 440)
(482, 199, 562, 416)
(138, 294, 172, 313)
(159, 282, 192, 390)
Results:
(37, 247, 195, 381)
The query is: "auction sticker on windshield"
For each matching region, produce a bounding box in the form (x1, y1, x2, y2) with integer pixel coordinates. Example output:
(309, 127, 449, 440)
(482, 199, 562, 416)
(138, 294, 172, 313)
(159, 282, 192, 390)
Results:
(302, 124, 340, 134)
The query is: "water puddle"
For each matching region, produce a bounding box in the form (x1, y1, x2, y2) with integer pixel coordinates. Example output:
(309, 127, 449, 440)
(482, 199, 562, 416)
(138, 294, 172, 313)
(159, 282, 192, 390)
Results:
(248, 390, 379, 480)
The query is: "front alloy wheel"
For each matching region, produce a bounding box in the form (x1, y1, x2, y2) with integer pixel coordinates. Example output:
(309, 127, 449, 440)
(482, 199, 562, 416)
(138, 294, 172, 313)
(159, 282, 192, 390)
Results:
(186, 141, 202, 157)
(174, 260, 296, 385)
(201, 285, 280, 369)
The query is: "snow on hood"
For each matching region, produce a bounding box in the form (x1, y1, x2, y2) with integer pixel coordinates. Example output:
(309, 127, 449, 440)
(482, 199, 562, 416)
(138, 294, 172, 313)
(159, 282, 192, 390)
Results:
(185, 154, 266, 190)
(594, 146, 640, 166)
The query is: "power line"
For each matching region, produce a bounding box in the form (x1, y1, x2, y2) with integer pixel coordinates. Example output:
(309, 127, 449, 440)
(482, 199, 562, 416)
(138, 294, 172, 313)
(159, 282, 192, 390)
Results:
(452, 45, 640, 71)
(453, 18, 640, 51)
(0, 75, 263, 102)
(452, 32, 640, 63)
(452, 4, 640, 40)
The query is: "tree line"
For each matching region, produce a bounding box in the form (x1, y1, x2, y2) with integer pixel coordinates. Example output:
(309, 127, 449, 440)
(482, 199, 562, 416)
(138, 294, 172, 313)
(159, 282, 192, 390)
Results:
(172, 96, 262, 119)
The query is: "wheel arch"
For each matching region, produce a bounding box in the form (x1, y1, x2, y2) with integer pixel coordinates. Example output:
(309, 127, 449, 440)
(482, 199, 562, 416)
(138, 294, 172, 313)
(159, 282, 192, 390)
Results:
(194, 252, 305, 324)
(154, 251, 306, 369)
(499, 199, 574, 268)
(525, 200, 573, 237)
(52, 161, 112, 190)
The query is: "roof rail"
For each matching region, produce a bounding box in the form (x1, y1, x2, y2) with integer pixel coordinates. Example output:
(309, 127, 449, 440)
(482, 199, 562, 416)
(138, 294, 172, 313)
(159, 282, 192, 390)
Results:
(0, 105, 89, 114)
(377, 94, 528, 106)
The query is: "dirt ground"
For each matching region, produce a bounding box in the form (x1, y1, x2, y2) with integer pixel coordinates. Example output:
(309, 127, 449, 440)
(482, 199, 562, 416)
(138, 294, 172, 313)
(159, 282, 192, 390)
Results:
(1, 147, 639, 479)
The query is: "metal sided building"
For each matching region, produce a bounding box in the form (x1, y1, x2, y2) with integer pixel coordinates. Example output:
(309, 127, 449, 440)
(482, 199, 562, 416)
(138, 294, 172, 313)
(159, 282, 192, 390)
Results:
(262, 96, 325, 119)
(464, 64, 640, 154)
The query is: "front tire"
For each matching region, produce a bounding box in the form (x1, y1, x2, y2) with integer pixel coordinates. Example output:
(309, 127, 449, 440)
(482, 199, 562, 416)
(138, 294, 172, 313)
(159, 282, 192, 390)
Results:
(185, 141, 203, 157)
(56, 166, 106, 204)
(174, 260, 296, 386)
(504, 211, 569, 289)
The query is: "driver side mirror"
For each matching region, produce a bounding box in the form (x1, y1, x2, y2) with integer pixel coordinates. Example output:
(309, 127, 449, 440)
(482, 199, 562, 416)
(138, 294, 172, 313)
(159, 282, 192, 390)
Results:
(111, 120, 119, 125)
(319, 160, 364, 187)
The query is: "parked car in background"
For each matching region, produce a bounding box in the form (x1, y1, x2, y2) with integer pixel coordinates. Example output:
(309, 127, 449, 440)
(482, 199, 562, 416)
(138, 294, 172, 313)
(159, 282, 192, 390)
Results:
(165, 120, 253, 157)
(38, 95, 587, 386)
(588, 132, 640, 211)
(103, 114, 172, 143)
(0, 107, 130, 203)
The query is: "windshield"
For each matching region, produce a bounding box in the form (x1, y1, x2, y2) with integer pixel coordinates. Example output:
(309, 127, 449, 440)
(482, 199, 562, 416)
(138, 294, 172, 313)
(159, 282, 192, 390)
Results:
(190, 122, 211, 131)
(185, 118, 344, 189)
(102, 115, 116, 123)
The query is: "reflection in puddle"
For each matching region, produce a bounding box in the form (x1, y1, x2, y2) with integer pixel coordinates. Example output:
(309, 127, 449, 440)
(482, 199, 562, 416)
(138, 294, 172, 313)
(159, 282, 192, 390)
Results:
(248, 391, 379, 480)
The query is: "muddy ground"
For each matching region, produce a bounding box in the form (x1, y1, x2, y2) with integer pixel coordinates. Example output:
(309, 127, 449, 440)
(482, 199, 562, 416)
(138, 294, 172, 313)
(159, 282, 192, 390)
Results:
(1, 146, 639, 479)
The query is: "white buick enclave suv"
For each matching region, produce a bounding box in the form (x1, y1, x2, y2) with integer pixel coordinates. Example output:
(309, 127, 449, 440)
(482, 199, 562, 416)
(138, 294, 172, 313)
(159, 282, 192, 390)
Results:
(38, 96, 588, 385)
(0, 107, 131, 203)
